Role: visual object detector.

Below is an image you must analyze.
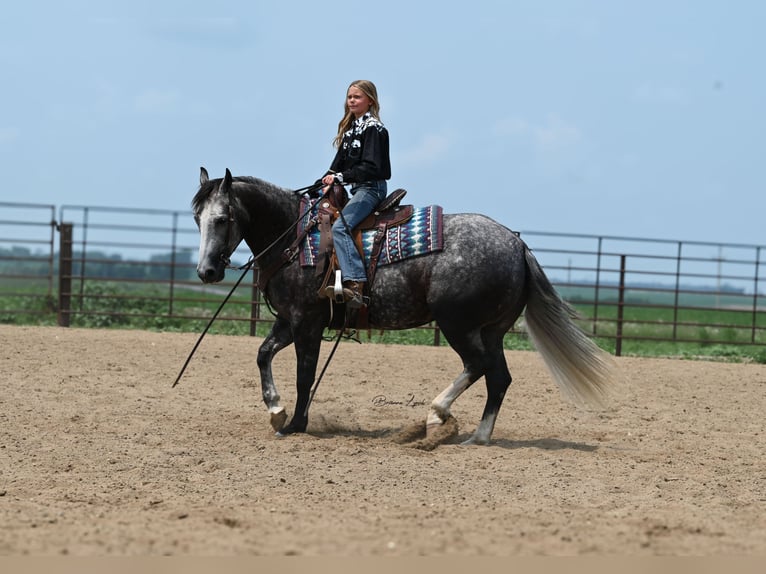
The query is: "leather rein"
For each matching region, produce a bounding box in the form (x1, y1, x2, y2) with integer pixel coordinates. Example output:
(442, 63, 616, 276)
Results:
(172, 181, 329, 389)
(221, 182, 327, 290)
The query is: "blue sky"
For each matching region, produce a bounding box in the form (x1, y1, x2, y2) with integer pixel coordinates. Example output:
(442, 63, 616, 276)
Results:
(2, 0, 764, 246)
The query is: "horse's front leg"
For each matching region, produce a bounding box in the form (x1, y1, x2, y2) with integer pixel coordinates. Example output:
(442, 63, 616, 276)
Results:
(257, 316, 294, 433)
(277, 323, 324, 436)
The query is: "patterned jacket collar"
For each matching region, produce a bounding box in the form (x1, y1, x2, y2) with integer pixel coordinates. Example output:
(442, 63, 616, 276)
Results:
(349, 112, 383, 135)
(354, 112, 374, 127)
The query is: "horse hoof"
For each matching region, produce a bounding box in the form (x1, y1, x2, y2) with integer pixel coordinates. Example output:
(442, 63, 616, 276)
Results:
(425, 423, 441, 439)
(426, 415, 458, 439)
(273, 419, 307, 437)
(391, 421, 426, 444)
(270, 408, 287, 432)
(460, 435, 489, 446)
(274, 426, 295, 438)
(407, 415, 458, 450)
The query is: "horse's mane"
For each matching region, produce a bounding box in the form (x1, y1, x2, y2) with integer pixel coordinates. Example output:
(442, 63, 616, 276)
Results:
(191, 175, 288, 214)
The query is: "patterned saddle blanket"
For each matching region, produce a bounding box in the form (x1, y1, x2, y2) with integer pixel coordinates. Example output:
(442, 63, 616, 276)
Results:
(297, 197, 444, 269)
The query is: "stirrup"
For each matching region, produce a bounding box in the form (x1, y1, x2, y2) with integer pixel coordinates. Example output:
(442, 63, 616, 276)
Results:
(322, 271, 367, 308)
(322, 270, 345, 304)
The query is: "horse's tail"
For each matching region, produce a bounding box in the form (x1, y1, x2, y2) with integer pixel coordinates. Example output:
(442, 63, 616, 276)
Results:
(522, 244, 616, 409)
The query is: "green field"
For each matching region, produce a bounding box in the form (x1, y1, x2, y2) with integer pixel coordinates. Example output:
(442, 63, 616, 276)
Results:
(2, 279, 765, 364)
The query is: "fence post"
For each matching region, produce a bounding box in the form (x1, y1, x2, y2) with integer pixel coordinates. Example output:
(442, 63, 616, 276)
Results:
(615, 254, 626, 357)
(250, 269, 261, 337)
(169, 212, 178, 316)
(672, 242, 682, 340)
(752, 246, 761, 344)
(58, 223, 73, 327)
(593, 236, 603, 335)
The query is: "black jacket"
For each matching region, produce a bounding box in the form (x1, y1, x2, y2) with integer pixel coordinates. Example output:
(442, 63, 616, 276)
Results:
(327, 113, 391, 184)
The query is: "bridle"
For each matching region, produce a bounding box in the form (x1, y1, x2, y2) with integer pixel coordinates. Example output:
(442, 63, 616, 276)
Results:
(222, 184, 336, 295)
(219, 202, 236, 268)
(218, 181, 325, 274)
(174, 180, 326, 389)
(178, 177, 350, 421)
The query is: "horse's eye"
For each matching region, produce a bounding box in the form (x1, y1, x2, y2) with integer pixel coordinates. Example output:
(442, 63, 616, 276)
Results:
(215, 216, 229, 226)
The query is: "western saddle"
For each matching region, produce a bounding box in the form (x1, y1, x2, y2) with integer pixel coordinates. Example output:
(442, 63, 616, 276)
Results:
(314, 184, 411, 304)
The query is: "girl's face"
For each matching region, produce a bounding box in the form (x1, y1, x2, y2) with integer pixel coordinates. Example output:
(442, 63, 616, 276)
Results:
(346, 86, 372, 118)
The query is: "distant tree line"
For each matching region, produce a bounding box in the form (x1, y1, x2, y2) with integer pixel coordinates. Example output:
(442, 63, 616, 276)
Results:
(561, 277, 747, 294)
(0, 246, 196, 281)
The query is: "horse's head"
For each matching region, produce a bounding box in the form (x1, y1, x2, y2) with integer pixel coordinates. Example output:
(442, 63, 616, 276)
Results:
(193, 167, 243, 283)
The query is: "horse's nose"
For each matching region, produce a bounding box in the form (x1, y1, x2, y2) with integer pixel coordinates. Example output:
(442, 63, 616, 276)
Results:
(197, 266, 217, 283)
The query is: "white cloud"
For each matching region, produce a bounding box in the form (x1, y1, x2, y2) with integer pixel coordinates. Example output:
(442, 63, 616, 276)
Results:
(542, 16, 600, 40)
(494, 114, 582, 152)
(134, 89, 180, 114)
(534, 115, 581, 151)
(145, 16, 251, 51)
(396, 133, 452, 168)
(492, 116, 528, 138)
(0, 127, 19, 144)
(634, 83, 686, 105)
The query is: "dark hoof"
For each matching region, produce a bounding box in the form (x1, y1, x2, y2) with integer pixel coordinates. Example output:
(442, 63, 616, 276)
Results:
(392, 416, 459, 450)
(270, 408, 288, 432)
(391, 422, 427, 444)
(274, 420, 307, 437)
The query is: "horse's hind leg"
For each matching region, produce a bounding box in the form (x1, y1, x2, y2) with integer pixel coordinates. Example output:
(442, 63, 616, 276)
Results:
(426, 329, 485, 435)
(427, 371, 479, 430)
(463, 340, 512, 445)
(428, 325, 512, 445)
(257, 316, 294, 432)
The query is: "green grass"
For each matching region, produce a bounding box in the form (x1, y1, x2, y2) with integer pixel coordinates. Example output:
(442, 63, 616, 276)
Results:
(2, 280, 765, 363)
(0, 278, 58, 325)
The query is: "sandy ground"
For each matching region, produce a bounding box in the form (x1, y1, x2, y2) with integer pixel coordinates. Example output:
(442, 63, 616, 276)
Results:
(0, 324, 764, 555)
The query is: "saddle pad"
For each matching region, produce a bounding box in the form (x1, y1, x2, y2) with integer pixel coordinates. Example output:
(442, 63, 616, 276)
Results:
(298, 197, 444, 268)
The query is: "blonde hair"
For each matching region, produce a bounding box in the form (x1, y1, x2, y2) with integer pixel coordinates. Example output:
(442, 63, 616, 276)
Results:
(333, 80, 381, 149)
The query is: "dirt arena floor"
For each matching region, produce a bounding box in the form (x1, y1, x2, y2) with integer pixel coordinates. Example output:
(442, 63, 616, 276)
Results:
(1, 324, 764, 555)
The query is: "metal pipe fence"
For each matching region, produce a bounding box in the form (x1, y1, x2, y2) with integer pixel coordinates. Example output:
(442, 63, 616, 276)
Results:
(0, 202, 57, 321)
(54, 204, 265, 335)
(518, 230, 765, 353)
(1, 201, 764, 355)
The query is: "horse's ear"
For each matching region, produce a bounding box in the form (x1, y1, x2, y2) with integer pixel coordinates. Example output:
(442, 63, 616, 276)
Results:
(221, 168, 233, 194)
(200, 166, 209, 185)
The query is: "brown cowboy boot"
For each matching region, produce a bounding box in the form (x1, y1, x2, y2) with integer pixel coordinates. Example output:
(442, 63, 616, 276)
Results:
(341, 280, 366, 309)
(322, 276, 367, 308)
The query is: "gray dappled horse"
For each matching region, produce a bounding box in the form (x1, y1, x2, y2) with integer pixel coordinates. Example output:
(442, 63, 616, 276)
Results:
(193, 168, 614, 445)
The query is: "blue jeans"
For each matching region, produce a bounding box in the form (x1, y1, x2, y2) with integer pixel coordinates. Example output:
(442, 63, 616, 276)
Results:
(332, 180, 387, 282)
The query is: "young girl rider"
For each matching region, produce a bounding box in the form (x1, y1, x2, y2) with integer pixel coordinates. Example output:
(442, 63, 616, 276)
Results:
(320, 80, 391, 308)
